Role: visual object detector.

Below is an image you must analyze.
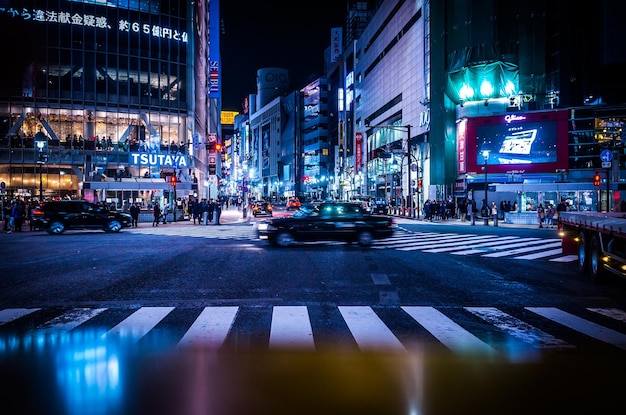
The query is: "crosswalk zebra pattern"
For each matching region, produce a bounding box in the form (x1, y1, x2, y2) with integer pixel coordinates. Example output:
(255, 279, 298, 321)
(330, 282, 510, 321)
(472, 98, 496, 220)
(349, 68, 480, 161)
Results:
(374, 229, 577, 261)
(2, 305, 625, 357)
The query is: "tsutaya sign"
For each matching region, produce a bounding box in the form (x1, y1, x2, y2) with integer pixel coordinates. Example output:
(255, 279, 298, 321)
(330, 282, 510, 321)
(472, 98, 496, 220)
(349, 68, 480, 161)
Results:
(129, 153, 189, 168)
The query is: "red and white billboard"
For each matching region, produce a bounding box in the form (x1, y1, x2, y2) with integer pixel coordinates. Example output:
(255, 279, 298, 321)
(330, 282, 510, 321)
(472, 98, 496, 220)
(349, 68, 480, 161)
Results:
(461, 110, 569, 174)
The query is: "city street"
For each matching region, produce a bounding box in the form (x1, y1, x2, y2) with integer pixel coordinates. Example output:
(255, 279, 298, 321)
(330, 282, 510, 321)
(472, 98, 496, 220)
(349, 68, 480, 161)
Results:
(2, 208, 626, 414)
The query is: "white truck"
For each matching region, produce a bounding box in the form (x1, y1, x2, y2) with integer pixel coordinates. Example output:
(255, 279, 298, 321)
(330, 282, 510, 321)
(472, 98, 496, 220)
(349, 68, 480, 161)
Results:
(559, 211, 626, 282)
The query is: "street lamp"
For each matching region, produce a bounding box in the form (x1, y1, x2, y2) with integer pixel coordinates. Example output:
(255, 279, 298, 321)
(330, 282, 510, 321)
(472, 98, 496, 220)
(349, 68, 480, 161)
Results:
(483, 149, 490, 226)
(35, 140, 47, 201)
(59, 171, 65, 198)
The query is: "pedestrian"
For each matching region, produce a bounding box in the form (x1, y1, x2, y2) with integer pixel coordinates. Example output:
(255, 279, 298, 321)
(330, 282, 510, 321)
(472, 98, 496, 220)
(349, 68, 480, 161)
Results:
(201, 198, 209, 225)
(192, 199, 202, 225)
(458, 199, 467, 222)
(214, 199, 222, 225)
(10, 199, 24, 232)
(162, 203, 169, 224)
(546, 204, 556, 228)
(130, 203, 140, 227)
(470, 199, 477, 226)
(208, 199, 215, 223)
(490, 201, 498, 227)
(537, 203, 545, 228)
(152, 203, 161, 227)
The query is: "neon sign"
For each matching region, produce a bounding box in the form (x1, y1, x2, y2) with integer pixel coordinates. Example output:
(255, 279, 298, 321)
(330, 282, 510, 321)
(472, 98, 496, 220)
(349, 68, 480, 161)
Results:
(0, 7, 187, 42)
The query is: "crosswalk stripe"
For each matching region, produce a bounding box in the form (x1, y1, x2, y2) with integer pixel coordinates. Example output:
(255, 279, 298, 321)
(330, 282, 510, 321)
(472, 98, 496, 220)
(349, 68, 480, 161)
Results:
(105, 306, 175, 342)
(526, 307, 626, 350)
(482, 241, 562, 257)
(177, 306, 239, 349)
(550, 255, 578, 262)
(402, 306, 496, 355)
(0, 308, 40, 325)
(513, 248, 564, 260)
(36, 308, 108, 332)
(450, 237, 541, 255)
(338, 306, 405, 352)
(422, 235, 517, 253)
(464, 307, 572, 349)
(269, 306, 315, 350)
(587, 308, 626, 323)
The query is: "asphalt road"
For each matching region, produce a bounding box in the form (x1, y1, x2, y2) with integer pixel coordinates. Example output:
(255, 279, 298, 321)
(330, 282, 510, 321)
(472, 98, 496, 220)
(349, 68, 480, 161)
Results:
(1, 208, 626, 415)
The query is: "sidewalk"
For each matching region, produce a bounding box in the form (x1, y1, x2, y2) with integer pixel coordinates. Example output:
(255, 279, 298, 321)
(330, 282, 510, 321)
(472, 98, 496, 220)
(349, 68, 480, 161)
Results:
(165, 207, 251, 226)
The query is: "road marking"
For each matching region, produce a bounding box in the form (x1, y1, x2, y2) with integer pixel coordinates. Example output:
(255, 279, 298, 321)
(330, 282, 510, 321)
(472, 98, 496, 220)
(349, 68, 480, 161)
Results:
(449, 238, 542, 255)
(402, 306, 496, 355)
(527, 307, 626, 350)
(465, 307, 572, 349)
(587, 308, 626, 323)
(105, 306, 175, 342)
(177, 306, 239, 349)
(270, 306, 315, 350)
(423, 236, 521, 253)
(371, 273, 391, 285)
(514, 247, 565, 260)
(482, 241, 562, 257)
(35, 308, 108, 332)
(339, 306, 405, 352)
(550, 255, 578, 262)
(0, 308, 40, 325)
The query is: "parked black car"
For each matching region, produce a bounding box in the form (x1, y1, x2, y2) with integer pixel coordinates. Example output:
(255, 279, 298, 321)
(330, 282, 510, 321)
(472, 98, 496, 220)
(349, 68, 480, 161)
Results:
(30, 200, 132, 234)
(257, 202, 395, 247)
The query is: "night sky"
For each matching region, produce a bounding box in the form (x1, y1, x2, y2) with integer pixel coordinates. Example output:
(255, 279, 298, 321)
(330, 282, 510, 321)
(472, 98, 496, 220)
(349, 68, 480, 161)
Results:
(220, 1, 347, 111)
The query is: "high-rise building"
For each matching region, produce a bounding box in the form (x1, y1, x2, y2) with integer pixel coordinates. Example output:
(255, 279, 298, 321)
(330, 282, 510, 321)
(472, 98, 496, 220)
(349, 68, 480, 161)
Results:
(0, 0, 216, 207)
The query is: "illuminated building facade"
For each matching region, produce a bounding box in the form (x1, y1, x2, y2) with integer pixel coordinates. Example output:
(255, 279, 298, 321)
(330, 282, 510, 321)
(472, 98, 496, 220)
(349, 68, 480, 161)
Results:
(0, 0, 217, 206)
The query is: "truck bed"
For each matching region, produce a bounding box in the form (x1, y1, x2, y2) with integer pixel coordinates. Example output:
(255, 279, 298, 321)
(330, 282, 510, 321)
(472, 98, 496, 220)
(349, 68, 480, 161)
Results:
(559, 211, 626, 236)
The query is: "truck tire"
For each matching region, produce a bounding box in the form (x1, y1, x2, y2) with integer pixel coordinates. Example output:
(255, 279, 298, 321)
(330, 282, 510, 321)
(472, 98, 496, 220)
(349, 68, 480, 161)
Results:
(589, 235, 605, 283)
(578, 231, 589, 275)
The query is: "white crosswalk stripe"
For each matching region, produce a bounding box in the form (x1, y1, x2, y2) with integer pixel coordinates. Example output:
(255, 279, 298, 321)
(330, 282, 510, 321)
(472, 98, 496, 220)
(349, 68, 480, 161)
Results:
(526, 307, 626, 350)
(177, 306, 239, 349)
(2, 305, 625, 356)
(372, 229, 574, 261)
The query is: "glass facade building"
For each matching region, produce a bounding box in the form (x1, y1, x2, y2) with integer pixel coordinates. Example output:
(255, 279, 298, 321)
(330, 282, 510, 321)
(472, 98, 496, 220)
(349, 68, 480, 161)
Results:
(0, 0, 207, 206)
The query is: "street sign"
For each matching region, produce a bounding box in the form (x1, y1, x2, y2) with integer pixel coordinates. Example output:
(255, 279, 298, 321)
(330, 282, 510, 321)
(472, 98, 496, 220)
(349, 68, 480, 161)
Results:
(380, 152, 392, 159)
(602, 161, 612, 168)
(600, 150, 613, 162)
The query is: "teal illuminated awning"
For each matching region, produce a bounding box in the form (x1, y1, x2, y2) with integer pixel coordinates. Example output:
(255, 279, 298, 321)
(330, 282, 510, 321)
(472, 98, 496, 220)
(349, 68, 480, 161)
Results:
(446, 61, 519, 104)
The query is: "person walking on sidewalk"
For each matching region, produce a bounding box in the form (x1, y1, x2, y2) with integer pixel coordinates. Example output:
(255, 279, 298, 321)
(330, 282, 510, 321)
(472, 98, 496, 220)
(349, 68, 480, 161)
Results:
(130, 203, 140, 227)
(537, 203, 545, 228)
(490, 202, 498, 227)
(152, 203, 161, 227)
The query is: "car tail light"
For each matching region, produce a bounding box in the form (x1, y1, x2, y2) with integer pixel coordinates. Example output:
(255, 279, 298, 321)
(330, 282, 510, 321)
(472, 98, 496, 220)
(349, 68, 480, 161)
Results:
(31, 208, 45, 216)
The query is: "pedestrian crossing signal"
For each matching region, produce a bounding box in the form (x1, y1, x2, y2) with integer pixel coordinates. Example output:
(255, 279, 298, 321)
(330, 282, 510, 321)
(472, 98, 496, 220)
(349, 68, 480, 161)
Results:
(593, 173, 601, 186)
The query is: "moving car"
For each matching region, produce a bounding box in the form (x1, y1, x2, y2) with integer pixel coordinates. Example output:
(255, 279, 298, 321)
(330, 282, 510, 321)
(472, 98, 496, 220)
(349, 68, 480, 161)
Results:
(286, 197, 301, 210)
(257, 201, 394, 247)
(30, 200, 133, 234)
(252, 201, 273, 217)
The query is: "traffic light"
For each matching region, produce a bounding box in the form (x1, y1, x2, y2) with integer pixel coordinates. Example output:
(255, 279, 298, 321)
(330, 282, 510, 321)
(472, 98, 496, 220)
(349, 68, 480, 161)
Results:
(215, 143, 222, 152)
(169, 175, 177, 187)
(593, 172, 601, 186)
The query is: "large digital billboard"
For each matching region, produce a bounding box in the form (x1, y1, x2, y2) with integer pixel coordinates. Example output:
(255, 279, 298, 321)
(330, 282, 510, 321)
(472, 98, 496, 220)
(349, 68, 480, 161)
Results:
(461, 110, 569, 174)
